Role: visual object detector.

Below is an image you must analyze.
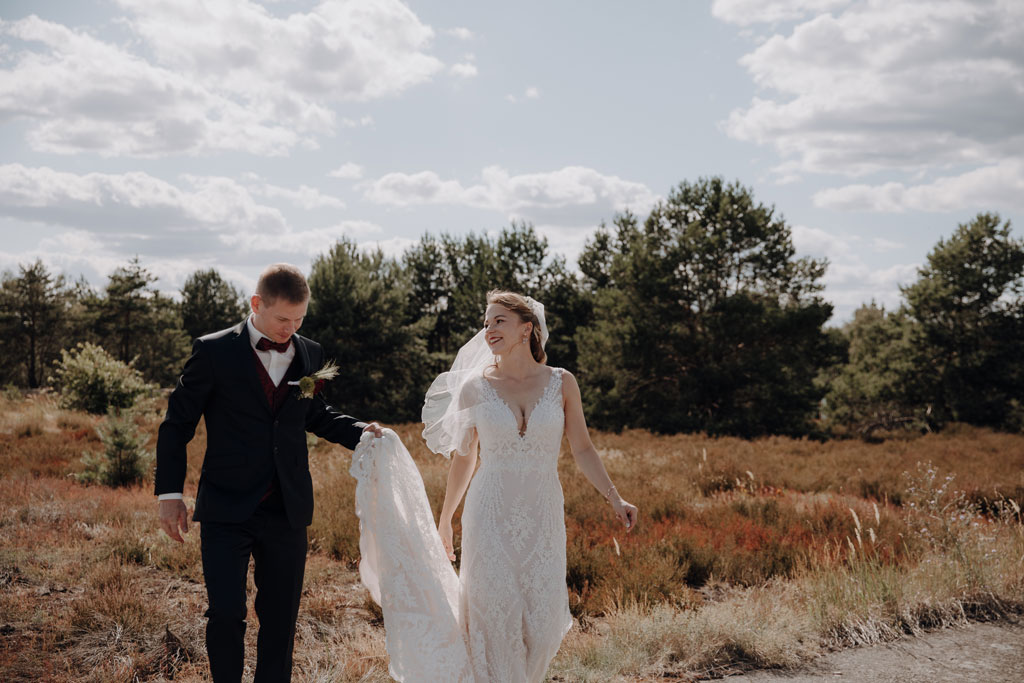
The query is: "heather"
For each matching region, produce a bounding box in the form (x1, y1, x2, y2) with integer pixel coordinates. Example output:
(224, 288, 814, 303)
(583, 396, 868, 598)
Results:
(2, 395, 1021, 681)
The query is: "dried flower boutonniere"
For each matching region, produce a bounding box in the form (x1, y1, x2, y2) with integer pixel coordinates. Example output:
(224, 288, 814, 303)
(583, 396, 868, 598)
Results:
(288, 360, 340, 399)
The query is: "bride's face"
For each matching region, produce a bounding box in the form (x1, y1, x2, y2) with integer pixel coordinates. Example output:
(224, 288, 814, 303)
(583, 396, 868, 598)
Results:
(484, 303, 532, 356)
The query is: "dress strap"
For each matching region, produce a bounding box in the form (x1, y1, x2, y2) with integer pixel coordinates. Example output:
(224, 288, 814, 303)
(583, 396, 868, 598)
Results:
(547, 367, 564, 397)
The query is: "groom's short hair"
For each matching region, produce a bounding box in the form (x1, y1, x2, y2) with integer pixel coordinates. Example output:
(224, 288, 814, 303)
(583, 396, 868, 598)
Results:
(256, 263, 310, 305)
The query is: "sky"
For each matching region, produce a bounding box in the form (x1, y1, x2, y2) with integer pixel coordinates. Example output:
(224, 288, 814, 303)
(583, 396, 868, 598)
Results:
(0, 0, 1021, 323)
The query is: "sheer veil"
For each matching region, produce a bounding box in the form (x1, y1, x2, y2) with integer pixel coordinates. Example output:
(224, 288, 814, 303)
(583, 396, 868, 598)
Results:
(421, 296, 548, 458)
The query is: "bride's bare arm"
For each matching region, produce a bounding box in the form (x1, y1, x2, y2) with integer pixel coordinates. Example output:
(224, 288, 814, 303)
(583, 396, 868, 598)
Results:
(438, 431, 478, 560)
(562, 370, 638, 531)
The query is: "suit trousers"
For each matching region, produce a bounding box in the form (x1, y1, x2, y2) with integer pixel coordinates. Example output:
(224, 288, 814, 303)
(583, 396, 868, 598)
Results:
(200, 492, 307, 683)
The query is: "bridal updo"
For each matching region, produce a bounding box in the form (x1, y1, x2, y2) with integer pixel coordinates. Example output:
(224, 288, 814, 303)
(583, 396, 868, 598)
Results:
(486, 290, 547, 364)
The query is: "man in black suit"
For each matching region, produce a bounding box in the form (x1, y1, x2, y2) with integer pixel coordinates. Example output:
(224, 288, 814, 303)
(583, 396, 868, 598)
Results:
(155, 263, 381, 682)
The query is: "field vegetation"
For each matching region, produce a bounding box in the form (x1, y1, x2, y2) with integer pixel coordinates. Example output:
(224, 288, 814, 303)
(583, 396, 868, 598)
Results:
(1, 393, 1022, 681)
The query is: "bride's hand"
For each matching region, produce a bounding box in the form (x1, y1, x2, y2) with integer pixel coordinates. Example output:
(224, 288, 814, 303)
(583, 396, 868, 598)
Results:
(612, 498, 638, 532)
(438, 518, 456, 561)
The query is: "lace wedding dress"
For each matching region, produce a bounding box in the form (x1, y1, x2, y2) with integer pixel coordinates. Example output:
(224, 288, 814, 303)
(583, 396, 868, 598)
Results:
(350, 367, 573, 682)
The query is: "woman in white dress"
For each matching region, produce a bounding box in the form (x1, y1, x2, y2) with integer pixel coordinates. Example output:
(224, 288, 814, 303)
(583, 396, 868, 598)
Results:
(349, 290, 638, 683)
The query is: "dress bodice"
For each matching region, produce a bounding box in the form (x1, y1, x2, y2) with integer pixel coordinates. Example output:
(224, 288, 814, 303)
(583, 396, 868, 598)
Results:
(473, 367, 564, 473)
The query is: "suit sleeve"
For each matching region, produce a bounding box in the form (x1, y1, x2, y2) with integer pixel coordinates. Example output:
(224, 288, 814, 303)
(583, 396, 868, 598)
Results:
(155, 339, 214, 495)
(303, 343, 367, 450)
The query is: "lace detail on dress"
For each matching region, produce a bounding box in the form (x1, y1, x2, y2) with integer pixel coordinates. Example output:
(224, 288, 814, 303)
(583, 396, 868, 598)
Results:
(463, 367, 572, 681)
(351, 367, 573, 683)
(475, 368, 564, 474)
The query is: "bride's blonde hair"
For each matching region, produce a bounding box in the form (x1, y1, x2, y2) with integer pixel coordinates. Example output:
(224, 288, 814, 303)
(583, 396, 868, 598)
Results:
(486, 290, 547, 364)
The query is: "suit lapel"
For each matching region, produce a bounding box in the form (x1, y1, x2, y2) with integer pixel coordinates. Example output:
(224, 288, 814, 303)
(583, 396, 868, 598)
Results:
(278, 335, 311, 413)
(293, 335, 312, 378)
(234, 321, 273, 415)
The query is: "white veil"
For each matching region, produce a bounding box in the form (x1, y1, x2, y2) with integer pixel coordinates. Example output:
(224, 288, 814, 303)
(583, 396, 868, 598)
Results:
(421, 296, 548, 458)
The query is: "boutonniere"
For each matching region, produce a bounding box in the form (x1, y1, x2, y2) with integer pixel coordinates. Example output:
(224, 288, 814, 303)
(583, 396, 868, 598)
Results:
(288, 360, 340, 399)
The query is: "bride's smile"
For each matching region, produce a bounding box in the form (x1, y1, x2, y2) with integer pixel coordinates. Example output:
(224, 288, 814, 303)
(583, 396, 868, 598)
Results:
(484, 305, 534, 357)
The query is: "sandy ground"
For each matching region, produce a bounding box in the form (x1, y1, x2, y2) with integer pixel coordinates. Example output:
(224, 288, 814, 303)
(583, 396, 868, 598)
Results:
(722, 620, 1024, 683)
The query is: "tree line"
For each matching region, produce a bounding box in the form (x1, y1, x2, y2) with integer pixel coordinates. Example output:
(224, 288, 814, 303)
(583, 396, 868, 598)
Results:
(2, 177, 1021, 438)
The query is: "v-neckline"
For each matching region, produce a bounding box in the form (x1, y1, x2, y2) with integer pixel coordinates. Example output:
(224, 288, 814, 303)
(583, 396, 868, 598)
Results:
(482, 368, 556, 438)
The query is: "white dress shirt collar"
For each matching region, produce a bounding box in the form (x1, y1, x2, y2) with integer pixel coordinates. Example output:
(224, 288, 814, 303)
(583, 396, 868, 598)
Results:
(246, 314, 262, 349)
(246, 315, 296, 386)
(246, 314, 288, 350)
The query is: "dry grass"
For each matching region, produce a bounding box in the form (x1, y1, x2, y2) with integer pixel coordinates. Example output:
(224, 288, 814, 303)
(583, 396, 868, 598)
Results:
(0, 395, 1022, 682)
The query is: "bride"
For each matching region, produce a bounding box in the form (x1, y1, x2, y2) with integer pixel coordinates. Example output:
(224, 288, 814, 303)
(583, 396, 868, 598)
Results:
(349, 290, 639, 682)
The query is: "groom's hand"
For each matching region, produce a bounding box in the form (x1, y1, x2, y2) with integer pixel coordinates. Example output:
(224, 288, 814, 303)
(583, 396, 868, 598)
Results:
(362, 421, 384, 438)
(159, 499, 190, 543)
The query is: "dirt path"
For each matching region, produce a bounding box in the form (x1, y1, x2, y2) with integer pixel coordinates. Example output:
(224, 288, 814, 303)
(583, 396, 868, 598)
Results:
(721, 620, 1024, 682)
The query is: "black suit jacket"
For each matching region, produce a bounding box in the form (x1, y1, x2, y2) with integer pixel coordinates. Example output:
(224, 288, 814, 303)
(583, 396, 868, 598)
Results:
(155, 321, 366, 528)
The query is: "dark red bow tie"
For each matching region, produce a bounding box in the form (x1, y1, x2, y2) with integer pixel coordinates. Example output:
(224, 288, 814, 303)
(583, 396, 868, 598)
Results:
(256, 337, 291, 353)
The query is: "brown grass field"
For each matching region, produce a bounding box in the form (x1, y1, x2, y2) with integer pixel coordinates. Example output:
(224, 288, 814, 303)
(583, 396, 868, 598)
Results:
(1, 392, 1022, 682)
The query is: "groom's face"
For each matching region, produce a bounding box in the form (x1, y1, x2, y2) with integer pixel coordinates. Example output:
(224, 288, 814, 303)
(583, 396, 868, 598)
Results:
(251, 294, 308, 343)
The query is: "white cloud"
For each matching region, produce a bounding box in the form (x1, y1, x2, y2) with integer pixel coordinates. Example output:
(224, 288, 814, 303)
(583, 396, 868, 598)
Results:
(790, 223, 918, 320)
(362, 165, 658, 215)
(0, 1, 443, 157)
(0, 164, 391, 296)
(241, 176, 346, 209)
(871, 237, 905, 252)
(813, 160, 1024, 213)
(0, 16, 303, 157)
(506, 86, 541, 103)
(826, 261, 920, 318)
(329, 162, 365, 180)
(116, 0, 442, 102)
(31, 230, 122, 281)
(790, 224, 850, 260)
(712, 0, 851, 27)
(0, 227, 227, 297)
(364, 170, 464, 206)
(447, 27, 474, 40)
(359, 235, 419, 259)
(721, 1, 1024, 178)
(0, 164, 286, 234)
(450, 62, 478, 78)
(0, 164, 395, 264)
(531, 223, 598, 265)
(340, 116, 375, 128)
(221, 220, 383, 256)
(257, 184, 346, 210)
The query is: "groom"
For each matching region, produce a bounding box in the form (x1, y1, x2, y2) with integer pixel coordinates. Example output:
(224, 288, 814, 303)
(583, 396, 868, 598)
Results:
(155, 263, 381, 682)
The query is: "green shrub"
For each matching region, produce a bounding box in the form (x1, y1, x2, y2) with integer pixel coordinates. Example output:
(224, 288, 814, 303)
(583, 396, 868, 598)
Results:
(50, 342, 150, 414)
(76, 410, 153, 487)
(3, 383, 22, 401)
